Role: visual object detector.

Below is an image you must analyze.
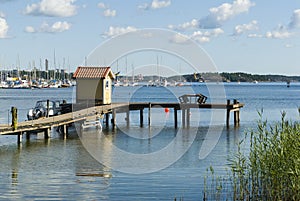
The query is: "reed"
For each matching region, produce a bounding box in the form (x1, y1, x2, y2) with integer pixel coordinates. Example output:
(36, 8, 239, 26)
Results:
(204, 111, 300, 200)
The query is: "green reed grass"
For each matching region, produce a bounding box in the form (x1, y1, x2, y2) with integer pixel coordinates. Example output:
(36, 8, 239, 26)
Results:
(204, 111, 300, 200)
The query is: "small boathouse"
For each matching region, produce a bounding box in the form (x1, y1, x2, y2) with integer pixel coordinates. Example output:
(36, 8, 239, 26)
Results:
(73, 66, 115, 105)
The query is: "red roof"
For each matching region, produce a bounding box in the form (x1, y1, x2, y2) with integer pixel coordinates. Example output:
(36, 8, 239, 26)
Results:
(73, 67, 114, 79)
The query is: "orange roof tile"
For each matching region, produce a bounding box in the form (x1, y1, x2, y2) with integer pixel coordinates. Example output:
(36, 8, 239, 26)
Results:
(73, 67, 114, 79)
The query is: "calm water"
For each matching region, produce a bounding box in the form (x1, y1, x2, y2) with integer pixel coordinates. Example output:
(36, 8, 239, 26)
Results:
(0, 83, 300, 200)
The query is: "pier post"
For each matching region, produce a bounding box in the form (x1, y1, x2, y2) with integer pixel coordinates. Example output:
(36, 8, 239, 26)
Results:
(148, 103, 151, 126)
(112, 110, 116, 129)
(186, 108, 190, 128)
(44, 128, 51, 139)
(126, 110, 130, 127)
(140, 109, 144, 127)
(174, 108, 178, 129)
(233, 99, 240, 126)
(26, 132, 30, 140)
(105, 113, 109, 127)
(46, 100, 50, 118)
(226, 100, 230, 127)
(17, 132, 22, 144)
(63, 124, 68, 139)
(11, 107, 18, 131)
(182, 109, 186, 128)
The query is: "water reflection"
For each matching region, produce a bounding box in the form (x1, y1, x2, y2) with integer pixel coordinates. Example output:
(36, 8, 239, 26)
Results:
(11, 146, 22, 187)
(0, 122, 245, 200)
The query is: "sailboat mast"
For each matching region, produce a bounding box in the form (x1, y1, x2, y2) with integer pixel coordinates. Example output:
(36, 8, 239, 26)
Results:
(17, 54, 20, 78)
(125, 57, 128, 83)
(53, 49, 56, 80)
(132, 64, 134, 83)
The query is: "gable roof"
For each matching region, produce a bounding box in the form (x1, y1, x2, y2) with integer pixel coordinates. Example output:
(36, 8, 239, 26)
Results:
(73, 67, 115, 79)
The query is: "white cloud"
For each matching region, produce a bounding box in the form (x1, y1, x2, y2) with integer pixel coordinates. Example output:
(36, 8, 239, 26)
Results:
(25, 21, 71, 33)
(104, 26, 137, 37)
(98, 2, 116, 17)
(191, 31, 210, 43)
(265, 29, 294, 39)
(262, 9, 300, 40)
(24, 26, 36, 33)
(191, 28, 224, 43)
(289, 9, 300, 29)
(170, 33, 189, 44)
(233, 20, 258, 35)
(139, 0, 171, 10)
(151, 0, 171, 9)
(24, 0, 77, 17)
(247, 33, 263, 38)
(199, 0, 255, 28)
(103, 9, 116, 17)
(42, 21, 71, 33)
(209, 28, 224, 36)
(171, 28, 224, 44)
(0, 16, 8, 38)
(168, 19, 198, 31)
(97, 2, 107, 9)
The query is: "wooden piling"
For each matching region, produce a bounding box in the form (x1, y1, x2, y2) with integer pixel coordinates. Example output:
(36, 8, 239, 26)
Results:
(182, 109, 186, 128)
(26, 132, 30, 140)
(140, 109, 144, 127)
(187, 108, 190, 128)
(148, 103, 151, 126)
(112, 110, 116, 129)
(46, 99, 50, 118)
(63, 124, 68, 139)
(11, 107, 18, 131)
(226, 99, 230, 127)
(44, 128, 51, 139)
(232, 99, 240, 126)
(174, 108, 178, 129)
(105, 113, 109, 127)
(126, 110, 130, 127)
(17, 132, 22, 144)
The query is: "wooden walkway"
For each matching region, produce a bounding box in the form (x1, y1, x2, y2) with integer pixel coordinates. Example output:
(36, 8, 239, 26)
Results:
(0, 100, 244, 143)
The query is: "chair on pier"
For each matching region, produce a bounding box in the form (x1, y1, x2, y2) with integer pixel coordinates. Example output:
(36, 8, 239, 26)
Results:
(178, 94, 207, 104)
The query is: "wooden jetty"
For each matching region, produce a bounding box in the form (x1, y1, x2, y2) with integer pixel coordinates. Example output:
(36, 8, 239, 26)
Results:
(0, 99, 244, 143)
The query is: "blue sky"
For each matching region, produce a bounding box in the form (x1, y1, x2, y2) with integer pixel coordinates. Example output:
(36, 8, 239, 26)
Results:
(0, 0, 300, 75)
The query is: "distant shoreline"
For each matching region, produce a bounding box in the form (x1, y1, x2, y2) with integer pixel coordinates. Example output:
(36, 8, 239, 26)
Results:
(117, 72, 300, 83)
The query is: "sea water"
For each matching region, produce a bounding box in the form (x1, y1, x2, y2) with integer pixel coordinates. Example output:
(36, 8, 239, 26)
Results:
(0, 83, 299, 200)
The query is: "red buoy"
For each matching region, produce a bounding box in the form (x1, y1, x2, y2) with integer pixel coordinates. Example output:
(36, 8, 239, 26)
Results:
(164, 108, 170, 113)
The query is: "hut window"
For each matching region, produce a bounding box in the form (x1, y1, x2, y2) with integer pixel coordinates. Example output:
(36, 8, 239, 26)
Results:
(105, 80, 109, 89)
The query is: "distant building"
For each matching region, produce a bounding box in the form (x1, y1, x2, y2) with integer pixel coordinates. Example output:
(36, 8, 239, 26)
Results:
(73, 67, 115, 105)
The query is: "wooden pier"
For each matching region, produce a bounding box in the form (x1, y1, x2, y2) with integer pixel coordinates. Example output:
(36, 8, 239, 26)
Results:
(0, 100, 244, 143)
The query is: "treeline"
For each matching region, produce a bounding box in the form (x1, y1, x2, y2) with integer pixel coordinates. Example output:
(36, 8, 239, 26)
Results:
(219, 72, 300, 82)
(119, 72, 300, 83)
(181, 72, 300, 82)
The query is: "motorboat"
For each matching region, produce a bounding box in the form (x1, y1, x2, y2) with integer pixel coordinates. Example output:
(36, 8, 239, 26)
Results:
(27, 100, 61, 120)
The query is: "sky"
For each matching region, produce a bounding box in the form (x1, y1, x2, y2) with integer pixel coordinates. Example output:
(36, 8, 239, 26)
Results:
(0, 0, 300, 75)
